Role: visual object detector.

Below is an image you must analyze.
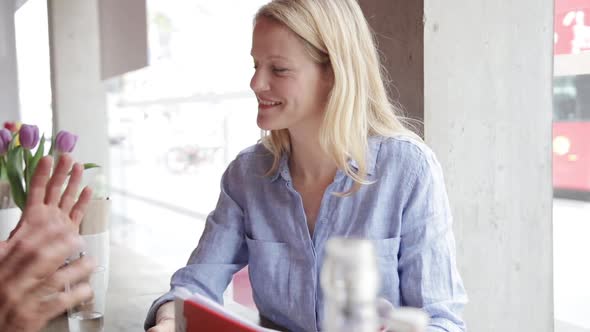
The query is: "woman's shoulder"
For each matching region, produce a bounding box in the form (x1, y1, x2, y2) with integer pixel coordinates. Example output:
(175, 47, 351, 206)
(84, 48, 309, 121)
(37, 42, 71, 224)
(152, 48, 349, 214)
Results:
(374, 134, 441, 174)
(235, 142, 273, 162)
(225, 142, 274, 177)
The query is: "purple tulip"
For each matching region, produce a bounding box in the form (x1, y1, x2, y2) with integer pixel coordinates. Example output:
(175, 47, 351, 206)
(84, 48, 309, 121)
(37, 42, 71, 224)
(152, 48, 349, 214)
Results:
(0, 128, 11, 155)
(55, 130, 78, 153)
(19, 124, 39, 150)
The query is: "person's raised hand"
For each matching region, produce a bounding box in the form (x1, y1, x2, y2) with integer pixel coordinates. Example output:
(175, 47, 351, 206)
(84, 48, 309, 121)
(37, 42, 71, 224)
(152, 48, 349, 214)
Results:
(10, 154, 93, 239)
(0, 221, 95, 332)
(0, 154, 96, 332)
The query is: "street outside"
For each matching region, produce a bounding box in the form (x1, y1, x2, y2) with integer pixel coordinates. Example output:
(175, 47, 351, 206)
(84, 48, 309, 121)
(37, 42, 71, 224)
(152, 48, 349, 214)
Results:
(554, 199, 590, 331)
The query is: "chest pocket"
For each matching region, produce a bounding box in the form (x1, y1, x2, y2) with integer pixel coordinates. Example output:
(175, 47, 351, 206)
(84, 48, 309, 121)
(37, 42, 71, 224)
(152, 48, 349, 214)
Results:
(372, 237, 401, 301)
(246, 236, 291, 317)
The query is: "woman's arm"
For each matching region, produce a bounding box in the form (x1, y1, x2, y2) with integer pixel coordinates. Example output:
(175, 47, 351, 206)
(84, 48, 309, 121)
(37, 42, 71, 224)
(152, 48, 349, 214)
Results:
(145, 161, 249, 330)
(398, 150, 468, 332)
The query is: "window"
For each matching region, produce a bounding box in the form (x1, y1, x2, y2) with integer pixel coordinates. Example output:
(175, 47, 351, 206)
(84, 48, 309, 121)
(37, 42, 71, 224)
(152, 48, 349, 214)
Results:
(554, 74, 590, 121)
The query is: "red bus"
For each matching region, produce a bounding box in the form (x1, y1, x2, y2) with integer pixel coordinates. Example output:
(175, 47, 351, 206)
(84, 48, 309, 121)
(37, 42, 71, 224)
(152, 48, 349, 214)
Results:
(553, 0, 590, 197)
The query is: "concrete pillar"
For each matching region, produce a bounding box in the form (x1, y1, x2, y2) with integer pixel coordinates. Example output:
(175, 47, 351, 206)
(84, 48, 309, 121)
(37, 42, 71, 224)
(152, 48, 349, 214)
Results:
(359, 0, 424, 135)
(361, 0, 554, 331)
(47, 0, 110, 185)
(98, 0, 148, 80)
(423, 1, 554, 331)
(0, 0, 21, 121)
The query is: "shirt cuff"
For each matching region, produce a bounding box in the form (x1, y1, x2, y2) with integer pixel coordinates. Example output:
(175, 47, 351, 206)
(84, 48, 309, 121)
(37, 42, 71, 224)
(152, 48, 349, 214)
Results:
(144, 291, 176, 330)
(427, 319, 466, 332)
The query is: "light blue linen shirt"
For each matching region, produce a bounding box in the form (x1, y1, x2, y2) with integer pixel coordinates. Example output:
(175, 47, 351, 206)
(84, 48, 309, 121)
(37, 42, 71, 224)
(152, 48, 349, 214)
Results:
(145, 135, 467, 331)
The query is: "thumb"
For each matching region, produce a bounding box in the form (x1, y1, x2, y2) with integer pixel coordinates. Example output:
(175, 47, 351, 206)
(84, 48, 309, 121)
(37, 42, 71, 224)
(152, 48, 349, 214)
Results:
(8, 216, 25, 241)
(148, 318, 175, 332)
(0, 240, 9, 260)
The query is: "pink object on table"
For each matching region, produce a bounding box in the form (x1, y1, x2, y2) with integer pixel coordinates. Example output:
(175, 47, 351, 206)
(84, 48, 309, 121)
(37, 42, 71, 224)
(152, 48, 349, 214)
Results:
(233, 266, 256, 309)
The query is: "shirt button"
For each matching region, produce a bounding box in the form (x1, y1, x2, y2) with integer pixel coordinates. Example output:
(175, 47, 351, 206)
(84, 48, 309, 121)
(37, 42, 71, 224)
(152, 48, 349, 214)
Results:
(320, 218, 328, 223)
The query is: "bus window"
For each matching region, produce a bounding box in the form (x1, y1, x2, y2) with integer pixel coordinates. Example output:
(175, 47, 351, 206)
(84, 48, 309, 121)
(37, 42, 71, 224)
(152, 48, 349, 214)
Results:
(574, 75, 590, 120)
(554, 74, 590, 121)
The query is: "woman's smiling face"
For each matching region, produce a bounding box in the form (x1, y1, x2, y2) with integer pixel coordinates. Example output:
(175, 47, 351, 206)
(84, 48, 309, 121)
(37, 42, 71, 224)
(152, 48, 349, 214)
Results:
(250, 16, 333, 132)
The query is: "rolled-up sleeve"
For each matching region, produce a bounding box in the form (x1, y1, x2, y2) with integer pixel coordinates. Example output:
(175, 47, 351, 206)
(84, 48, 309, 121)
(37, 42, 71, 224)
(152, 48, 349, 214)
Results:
(399, 150, 468, 332)
(144, 162, 248, 330)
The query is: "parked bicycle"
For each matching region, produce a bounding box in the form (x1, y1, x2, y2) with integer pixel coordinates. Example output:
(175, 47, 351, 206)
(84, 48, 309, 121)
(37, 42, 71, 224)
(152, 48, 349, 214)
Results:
(165, 145, 222, 174)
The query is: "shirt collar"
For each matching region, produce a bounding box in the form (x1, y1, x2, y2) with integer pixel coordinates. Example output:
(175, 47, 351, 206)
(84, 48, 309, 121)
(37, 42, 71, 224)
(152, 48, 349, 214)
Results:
(270, 153, 290, 182)
(348, 136, 382, 176)
(270, 136, 382, 183)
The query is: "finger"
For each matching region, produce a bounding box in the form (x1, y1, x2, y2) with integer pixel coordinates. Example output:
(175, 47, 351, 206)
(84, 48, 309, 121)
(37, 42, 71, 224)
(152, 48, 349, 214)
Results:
(0, 241, 9, 260)
(25, 156, 53, 208)
(42, 256, 95, 292)
(45, 154, 74, 206)
(148, 319, 175, 332)
(70, 187, 93, 226)
(0, 225, 80, 295)
(0, 222, 60, 281)
(10, 226, 76, 280)
(148, 326, 172, 332)
(7, 221, 22, 240)
(59, 163, 83, 213)
(5, 215, 35, 242)
(38, 283, 93, 323)
(0, 298, 46, 332)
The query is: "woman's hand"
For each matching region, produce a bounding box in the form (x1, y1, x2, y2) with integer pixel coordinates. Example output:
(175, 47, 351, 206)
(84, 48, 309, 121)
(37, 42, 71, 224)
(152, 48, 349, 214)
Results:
(147, 301, 175, 332)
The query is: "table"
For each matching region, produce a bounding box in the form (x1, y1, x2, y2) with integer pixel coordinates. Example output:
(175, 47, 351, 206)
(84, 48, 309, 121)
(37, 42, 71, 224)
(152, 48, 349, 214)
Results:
(42, 243, 171, 332)
(40, 243, 282, 332)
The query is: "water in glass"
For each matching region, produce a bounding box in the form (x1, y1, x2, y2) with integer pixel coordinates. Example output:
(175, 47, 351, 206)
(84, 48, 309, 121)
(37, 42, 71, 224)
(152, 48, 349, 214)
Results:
(67, 311, 104, 332)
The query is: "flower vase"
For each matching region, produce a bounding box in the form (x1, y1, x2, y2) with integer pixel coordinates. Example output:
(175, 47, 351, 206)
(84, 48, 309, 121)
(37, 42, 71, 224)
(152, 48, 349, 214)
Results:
(79, 198, 111, 288)
(0, 207, 21, 241)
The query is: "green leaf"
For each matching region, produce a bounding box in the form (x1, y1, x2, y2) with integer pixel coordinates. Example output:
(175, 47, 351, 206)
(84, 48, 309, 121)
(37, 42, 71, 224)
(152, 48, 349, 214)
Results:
(6, 146, 25, 211)
(83, 163, 101, 170)
(30, 136, 45, 172)
(26, 135, 45, 193)
(8, 132, 18, 150)
(0, 157, 6, 180)
(24, 148, 34, 193)
(48, 135, 55, 156)
(33, 135, 45, 162)
(68, 163, 101, 176)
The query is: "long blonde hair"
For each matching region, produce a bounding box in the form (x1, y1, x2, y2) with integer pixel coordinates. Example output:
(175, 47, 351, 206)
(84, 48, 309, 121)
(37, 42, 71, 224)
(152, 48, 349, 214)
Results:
(255, 0, 419, 195)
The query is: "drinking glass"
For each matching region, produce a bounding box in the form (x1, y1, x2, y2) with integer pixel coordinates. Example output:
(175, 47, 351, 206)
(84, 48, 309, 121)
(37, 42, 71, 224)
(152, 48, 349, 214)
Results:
(66, 266, 106, 332)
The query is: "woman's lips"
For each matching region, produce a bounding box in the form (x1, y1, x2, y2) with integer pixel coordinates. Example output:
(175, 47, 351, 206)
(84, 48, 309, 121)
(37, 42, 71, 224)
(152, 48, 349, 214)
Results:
(258, 99, 282, 110)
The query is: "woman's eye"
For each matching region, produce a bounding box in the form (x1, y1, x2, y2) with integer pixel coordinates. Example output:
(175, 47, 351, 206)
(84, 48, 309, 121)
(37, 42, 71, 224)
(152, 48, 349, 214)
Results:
(273, 67, 288, 73)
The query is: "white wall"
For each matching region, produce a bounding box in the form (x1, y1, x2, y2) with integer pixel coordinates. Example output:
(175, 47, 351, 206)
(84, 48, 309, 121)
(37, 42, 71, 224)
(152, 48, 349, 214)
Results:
(47, 0, 148, 190)
(424, 1, 554, 331)
(0, 0, 20, 121)
(47, 0, 110, 186)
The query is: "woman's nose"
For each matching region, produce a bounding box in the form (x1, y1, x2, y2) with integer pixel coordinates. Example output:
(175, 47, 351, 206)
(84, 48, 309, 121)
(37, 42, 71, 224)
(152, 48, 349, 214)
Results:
(250, 70, 270, 93)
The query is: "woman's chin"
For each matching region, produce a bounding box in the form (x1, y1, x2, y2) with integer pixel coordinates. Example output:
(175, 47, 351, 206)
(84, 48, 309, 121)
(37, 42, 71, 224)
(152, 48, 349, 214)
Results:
(257, 116, 284, 131)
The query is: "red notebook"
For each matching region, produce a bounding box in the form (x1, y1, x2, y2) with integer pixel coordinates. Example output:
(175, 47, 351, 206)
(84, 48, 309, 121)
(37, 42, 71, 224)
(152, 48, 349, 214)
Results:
(174, 288, 272, 332)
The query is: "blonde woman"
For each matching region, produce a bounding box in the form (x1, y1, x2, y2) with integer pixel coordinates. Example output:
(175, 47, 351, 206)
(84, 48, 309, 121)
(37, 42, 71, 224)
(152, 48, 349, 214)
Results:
(146, 0, 467, 331)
